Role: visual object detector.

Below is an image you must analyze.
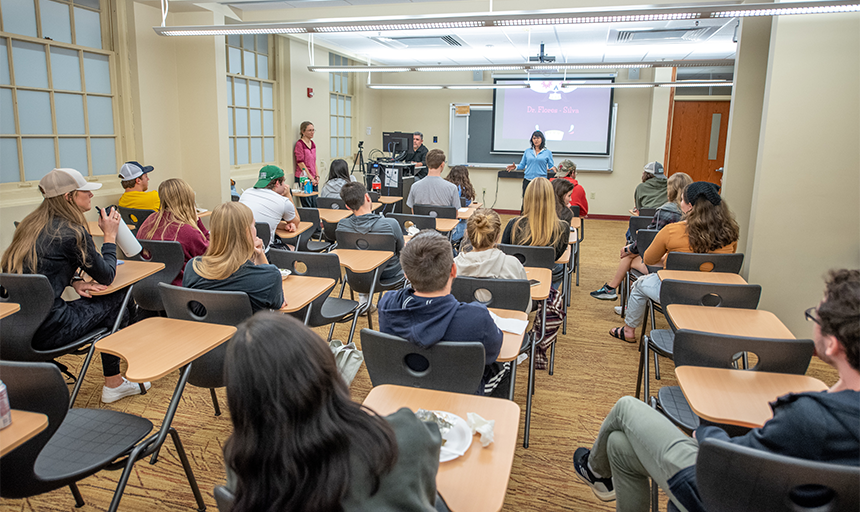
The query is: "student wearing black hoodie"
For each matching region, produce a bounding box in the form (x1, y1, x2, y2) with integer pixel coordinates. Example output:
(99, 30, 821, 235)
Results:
(378, 230, 504, 395)
(573, 269, 860, 512)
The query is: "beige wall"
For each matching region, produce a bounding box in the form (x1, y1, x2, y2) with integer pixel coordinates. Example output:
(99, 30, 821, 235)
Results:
(744, 12, 860, 337)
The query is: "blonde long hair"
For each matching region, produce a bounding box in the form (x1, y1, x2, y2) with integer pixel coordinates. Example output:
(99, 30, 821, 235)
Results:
(667, 172, 693, 205)
(2, 193, 89, 274)
(140, 179, 203, 241)
(192, 202, 255, 280)
(514, 178, 563, 247)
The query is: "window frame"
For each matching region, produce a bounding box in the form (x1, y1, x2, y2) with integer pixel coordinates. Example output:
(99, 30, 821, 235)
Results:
(328, 52, 353, 160)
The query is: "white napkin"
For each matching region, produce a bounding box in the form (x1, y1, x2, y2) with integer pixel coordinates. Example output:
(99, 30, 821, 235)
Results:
(488, 310, 529, 335)
(406, 225, 420, 236)
(458, 207, 469, 212)
(467, 413, 495, 447)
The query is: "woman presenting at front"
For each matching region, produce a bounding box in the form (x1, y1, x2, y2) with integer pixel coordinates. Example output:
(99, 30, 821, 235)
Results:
(294, 121, 318, 208)
(506, 130, 556, 200)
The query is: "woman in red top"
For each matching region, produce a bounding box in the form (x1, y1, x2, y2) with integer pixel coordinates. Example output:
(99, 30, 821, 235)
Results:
(552, 160, 588, 216)
(137, 178, 209, 286)
(294, 121, 318, 208)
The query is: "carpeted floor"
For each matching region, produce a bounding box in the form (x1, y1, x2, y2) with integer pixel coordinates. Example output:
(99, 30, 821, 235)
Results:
(1, 218, 837, 512)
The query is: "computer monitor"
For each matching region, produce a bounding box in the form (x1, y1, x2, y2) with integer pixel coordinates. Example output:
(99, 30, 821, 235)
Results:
(382, 131, 411, 155)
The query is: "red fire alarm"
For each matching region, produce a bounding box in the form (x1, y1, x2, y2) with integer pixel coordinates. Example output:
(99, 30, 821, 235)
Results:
(307, 88, 314, 98)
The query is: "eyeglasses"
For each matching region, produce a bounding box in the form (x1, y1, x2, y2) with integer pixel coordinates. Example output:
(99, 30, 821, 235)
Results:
(804, 307, 820, 325)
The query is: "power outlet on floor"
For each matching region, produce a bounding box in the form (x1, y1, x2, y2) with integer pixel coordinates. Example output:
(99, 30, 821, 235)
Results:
(590, 192, 596, 199)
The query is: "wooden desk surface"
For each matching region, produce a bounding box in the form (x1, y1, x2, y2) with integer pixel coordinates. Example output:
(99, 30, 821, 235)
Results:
(86, 221, 135, 237)
(524, 267, 551, 301)
(89, 260, 165, 296)
(363, 385, 520, 512)
(569, 217, 581, 230)
(280, 275, 335, 313)
(436, 218, 460, 233)
(457, 206, 479, 220)
(0, 303, 20, 319)
(276, 221, 314, 240)
(676, 366, 828, 428)
(330, 249, 393, 273)
(666, 305, 795, 339)
(658, 270, 748, 285)
(555, 246, 570, 265)
(0, 410, 48, 457)
(196, 210, 212, 218)
(96, 318, 236, 383)
(291, 191, 318, 197)
(490, 308, 529, 362)
(378, 195, 403, 204)
(318, 209, 353, 224)
(371, 202, 383, 211)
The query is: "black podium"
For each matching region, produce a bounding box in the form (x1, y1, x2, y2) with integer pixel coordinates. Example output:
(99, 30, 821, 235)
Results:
(366, 162, 415, 214)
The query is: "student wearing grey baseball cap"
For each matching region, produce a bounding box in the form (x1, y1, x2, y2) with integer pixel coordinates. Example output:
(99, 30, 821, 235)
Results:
(1, 168, 152, 403)
(632, 161, 669, 214)
(118, 160, 160, 211)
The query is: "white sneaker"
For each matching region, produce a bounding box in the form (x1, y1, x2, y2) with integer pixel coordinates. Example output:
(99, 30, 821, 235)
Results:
(102, 377, 152, 404)
(614, 306, 623, 316)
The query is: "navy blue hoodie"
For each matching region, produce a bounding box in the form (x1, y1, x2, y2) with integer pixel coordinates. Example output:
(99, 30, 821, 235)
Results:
(668, 389, 860, 512)
(378, 288, 503, 385)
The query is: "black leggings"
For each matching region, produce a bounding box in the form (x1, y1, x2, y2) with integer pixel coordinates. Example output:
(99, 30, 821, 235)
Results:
(34, 293, 129, 377)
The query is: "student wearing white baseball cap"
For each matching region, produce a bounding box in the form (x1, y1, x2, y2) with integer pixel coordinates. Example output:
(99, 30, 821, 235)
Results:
(118, 160, 160, 211)
(1, 168, 152, 403)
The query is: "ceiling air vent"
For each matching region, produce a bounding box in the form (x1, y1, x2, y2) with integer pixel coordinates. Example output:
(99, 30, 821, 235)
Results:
(612, 27, 718, 44)
(372, 35, 466, 49)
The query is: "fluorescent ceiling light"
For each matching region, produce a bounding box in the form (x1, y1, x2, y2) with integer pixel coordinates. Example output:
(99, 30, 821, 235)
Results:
(364, 81, 733, 90)
(309, 59, 734, 73)
(367, 85, 444, 90)
(448, 84, 529, 89)
(153, 1, 859, 36)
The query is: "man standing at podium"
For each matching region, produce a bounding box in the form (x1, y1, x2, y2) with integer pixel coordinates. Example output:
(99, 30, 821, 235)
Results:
(405, 132, 429, 180)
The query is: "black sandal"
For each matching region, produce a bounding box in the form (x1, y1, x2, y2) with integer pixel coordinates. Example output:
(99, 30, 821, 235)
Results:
(610, 327, 634, 343)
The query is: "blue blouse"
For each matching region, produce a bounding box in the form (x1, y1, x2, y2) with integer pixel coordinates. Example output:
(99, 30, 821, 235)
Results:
(516, 148, 555, 180)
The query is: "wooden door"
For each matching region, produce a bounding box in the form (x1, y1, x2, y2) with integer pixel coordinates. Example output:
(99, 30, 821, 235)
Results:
(667, 101, 730, 185)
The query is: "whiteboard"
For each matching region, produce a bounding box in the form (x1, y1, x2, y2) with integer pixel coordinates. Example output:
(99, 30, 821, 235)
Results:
(448, 104, 617, 172)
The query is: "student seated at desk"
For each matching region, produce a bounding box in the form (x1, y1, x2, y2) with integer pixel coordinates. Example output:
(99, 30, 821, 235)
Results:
(574, 269, 860, 512)
(2, 168, 150, 403)
(319, 158, 357, 199)
(118, 161, 160, 211)
(379, 230, 505, 395)
(609, 182, 738, 343)
(406, 149, 460, 212)
(445, 165, 475, 242)
(183, 202, 285, 313)
(224, 312, 442, 512)
(337, 181, 405, 313)
(501, 177, 569, 289)
(454, 208, 531, 314)
(239, 165, 300, 249)
(137, 178, 209, 286)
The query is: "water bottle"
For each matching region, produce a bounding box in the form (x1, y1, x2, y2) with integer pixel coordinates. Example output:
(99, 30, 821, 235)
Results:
(372, 174, 382, 192)
(304, 178, 313, 194)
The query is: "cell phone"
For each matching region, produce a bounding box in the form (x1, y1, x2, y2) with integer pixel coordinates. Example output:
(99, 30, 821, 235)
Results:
(95, 205, 115, 216)
(529, 279, 540, 287)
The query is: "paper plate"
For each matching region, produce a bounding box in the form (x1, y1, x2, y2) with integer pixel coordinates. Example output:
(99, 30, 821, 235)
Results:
(279, 269, 292, 279)
(436, 411, 472, 462)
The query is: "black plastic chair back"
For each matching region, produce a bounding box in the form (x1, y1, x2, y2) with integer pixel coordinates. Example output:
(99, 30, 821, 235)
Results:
(673, 330, 814, 375)
(335, 231, 400, 294)
(318, 197, 347, 210)
(636, 228, 660, 256)
(413, 204, 457, 219)
(267, 249, 345, 325)
(459, 197, 469, 208)
(385, 213, 436, 235)
(666, 252, 744, 273)
(254, 222, 271, 249)
(498, 244, 555, 270)
(158, 284, 253, 389)
(0, 274, 67, 361)
(297, 206, 320, 227)
(638, 207, 657, 218)
(130, 240, 185, 312)
(368, 191, 380, 202)
(697, 438, 860, 512)
(451, 276, 531, 313)
(360, 329, 485, 394)
(0, 362, 69, 498)
(660, 280, 762, 311)
(118, 206, 156, 232)
(295, 208, 333, 252)
(214, 485, 235, 512)
(570, 205, 581, 217)
(629, 215, 652, 235)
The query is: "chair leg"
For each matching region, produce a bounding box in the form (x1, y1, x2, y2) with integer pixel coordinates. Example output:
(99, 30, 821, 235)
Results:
(654, 352, 661, 381)
(635, 340, 646, 400)
(523, 333, 537, 449)
(508, 354, 518, 401)
(548, 341, 556, 376)
(621, 273, 628, 318)
(138, 383, 147, 395)
(643, 339, 651, 403)
(69, 483, 85, 508)
(169, 427, 207, 512)
(650, 479, 659, 512)
(210, 388, 221, 416)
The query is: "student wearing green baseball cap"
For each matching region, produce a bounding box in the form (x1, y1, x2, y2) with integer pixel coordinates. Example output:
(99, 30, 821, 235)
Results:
(238, 165, 300, 248)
